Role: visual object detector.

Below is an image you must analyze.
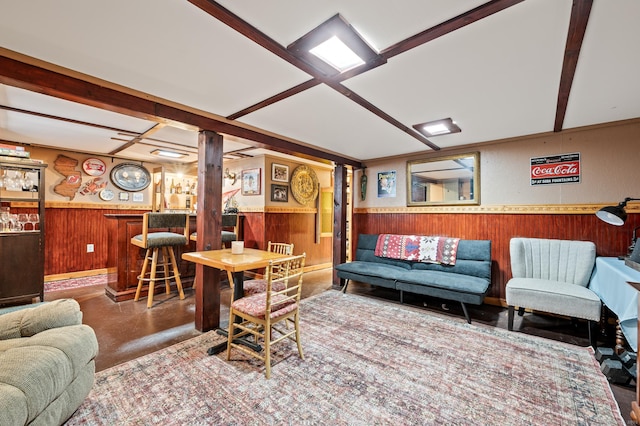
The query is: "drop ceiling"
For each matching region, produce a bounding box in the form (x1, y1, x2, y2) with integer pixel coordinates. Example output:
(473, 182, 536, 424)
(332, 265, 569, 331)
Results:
(0, 0, 638, 167)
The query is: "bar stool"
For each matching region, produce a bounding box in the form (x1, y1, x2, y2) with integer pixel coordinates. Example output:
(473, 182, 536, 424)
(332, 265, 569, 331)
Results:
(132, 212, 189, 308)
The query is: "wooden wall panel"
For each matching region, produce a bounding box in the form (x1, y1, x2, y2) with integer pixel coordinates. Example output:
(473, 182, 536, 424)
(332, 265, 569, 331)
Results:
(353, 211, 639, 301)
(265, 212, 332, 266)
(240, 212, 265, 250)
(44, 208, 141, 275)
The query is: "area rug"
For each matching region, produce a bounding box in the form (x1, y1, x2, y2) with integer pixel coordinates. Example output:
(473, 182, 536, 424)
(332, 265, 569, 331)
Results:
(67, 291, 623, 425)
(44, 274, 107, 292)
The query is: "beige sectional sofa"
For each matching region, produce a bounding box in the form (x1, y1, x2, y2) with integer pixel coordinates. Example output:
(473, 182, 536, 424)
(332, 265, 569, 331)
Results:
(0, 299, 99, 426)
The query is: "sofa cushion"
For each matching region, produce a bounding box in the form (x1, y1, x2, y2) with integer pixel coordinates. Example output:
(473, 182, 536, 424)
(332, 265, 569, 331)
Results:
(335, 261, 408, 280)
(0, 324, 98, 425)
(0, 299, 83, 340)
(506, 277, 601, 321)
(395, 270, 490, 295)
(410, 259, 491, 280)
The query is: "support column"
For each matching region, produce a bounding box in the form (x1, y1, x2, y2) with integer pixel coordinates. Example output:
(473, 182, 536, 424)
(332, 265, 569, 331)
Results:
(194, 130, 223, 331)
(332, 164, 348, 287)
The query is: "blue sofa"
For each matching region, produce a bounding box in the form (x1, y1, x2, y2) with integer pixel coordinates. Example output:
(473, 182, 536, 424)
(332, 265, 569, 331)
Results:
(336, 234, 492, 323)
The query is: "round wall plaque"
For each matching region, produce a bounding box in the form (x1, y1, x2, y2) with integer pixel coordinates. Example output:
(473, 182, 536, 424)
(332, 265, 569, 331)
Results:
(290, 165, 319, 206)
(109, 163, 151, 192)
(82, 157, 106, 176)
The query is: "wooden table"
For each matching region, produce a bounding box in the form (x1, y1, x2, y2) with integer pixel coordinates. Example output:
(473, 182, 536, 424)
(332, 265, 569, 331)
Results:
(182, 248, 289, 354)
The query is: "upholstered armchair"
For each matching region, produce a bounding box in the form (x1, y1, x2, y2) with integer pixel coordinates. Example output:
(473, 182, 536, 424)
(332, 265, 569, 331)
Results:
(0, 299, 99, 425)
(506, 237, 601, 347)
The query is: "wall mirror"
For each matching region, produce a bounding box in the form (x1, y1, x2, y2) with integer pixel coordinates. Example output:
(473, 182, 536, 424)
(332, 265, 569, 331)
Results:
(407, 152, 479, 206)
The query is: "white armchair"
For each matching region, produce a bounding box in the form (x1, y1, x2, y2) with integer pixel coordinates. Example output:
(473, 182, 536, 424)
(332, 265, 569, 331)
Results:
(506, 237, 601, 347)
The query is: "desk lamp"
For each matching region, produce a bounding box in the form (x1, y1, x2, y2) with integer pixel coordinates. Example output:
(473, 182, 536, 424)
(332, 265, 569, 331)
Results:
(596, 197, 640, 257)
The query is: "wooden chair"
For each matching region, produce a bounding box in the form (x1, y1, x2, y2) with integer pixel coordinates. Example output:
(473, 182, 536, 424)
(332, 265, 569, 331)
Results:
(131, 213, 189, 308)
(243, 241, 294, 296)
(226, 253, 306, 379)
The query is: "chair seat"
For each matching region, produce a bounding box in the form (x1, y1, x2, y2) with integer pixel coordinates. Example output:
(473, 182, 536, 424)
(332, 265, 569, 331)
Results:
(132, 232, 188, 248)
(506, 277, 601, 321)
(243, 279, 286, 296)
(231, 293, 297, 319)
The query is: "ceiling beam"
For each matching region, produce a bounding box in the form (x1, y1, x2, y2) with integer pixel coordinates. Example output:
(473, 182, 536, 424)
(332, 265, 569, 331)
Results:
(205, 0, 525, 151)
(381, 0, 525, 59)
(0, 50, 362, 168)
(554, 0, 593, 132)
(189, 0, 439, 150)
(109, 123, 166, 155)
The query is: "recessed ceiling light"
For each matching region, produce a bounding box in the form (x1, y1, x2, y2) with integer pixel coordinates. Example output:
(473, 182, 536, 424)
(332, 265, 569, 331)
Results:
(287, 14, 385, 78)
(413, 118, 461, 137)
(309, 36, 365, 72)
(150, 149, 188, 159)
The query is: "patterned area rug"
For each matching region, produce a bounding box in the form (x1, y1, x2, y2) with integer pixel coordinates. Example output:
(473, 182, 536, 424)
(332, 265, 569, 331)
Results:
(67, 291, 623, 425)
(44, 274, 107, 292)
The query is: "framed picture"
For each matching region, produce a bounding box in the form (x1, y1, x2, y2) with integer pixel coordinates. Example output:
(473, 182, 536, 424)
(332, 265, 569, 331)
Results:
(272, 163, 289, 182)
(271, 184, 288, 202)
(241, 168, 261, 195)
(110, 163, 151, 191)
(119, 192, 130, 201)
(132, 193, 144, 202)
(377, 170, 397, 198)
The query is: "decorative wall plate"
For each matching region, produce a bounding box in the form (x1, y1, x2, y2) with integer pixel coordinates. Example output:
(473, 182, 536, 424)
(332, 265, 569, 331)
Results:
(82, 157, 106, 176)
(109, 163, 151, 192)
(290, 165, 319, 206)
(99, 188, 114, 201)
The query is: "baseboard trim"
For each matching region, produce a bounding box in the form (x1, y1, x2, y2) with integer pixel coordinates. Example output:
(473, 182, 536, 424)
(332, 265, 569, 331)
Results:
(45, 267, 114, 282)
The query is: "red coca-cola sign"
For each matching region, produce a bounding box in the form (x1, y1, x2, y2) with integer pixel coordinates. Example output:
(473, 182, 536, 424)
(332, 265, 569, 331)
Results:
(530, 153, 580, 185)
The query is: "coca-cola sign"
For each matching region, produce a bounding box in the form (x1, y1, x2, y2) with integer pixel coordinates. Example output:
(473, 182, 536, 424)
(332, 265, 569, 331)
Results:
(530, 153, 580, 185)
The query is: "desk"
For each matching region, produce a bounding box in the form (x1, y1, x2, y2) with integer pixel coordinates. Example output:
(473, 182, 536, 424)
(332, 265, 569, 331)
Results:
(589, 257, 640, 352)
(182, 248, 289, 354)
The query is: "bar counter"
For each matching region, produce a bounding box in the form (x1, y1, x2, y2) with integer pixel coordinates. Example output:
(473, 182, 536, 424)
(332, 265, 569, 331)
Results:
(104, 214, 196, 302)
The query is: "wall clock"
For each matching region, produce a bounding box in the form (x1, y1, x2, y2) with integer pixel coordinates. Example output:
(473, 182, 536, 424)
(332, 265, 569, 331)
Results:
(109, 163, 151, 192)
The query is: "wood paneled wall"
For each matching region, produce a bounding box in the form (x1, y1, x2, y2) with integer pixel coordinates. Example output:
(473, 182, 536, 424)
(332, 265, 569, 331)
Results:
(44, 208, 142, 275)
(352, 211, 639, 301)
(243, 211, 332, 266)
(42, 208, 332, 276)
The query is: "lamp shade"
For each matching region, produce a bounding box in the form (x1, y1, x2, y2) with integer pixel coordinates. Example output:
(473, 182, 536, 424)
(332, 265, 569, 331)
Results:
(596, 205, 627, 226)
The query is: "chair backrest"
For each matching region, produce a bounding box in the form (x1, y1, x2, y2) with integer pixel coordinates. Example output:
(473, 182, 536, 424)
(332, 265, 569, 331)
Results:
(267, 241, 294, 255)
(510, 237, 596, 287)
(140, 212, 189, 245)
(222, 214, 238, 228)
(265, 253, 306, 312)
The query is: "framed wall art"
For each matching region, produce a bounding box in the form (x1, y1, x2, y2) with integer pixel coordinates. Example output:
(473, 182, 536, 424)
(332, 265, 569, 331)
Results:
(110, 163, 151, 192)
(271, 184, 288, 202)
(272, 163, 289, 183)
(241, 168, 261, 195)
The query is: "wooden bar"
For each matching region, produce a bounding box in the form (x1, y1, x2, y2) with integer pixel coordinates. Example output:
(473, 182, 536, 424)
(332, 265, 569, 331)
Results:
(104, 214, 196, 302)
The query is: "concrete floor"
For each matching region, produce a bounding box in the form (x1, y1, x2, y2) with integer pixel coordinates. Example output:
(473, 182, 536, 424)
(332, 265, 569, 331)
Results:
(45, 269, 636, 424)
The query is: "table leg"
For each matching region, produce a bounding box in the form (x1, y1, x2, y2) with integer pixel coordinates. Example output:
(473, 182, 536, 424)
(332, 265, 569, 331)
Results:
(616, 320, 627, 355)
(207, 271, 262, 355)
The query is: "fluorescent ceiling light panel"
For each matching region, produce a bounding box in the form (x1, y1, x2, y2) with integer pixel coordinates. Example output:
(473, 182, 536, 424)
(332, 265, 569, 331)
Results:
(151, 149, 187, 158)
(309, 36, 365, 72)
(287, 14, 385, 78)
(423, 123, 450, 135)
(413, 118, 461, 137)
